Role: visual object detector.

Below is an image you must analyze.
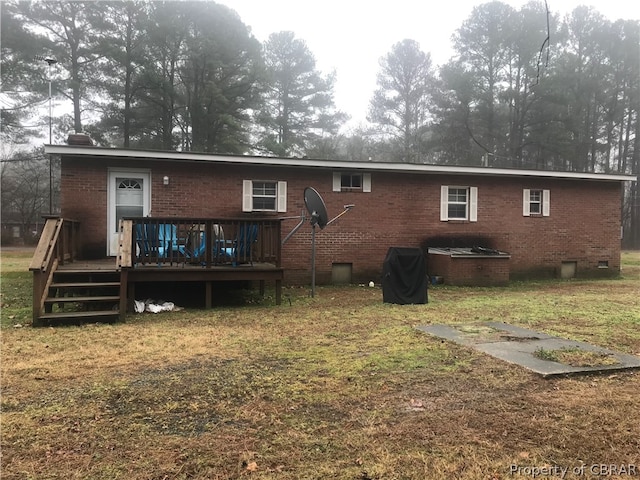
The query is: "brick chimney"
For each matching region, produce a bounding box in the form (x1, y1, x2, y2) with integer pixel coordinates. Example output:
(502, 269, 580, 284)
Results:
(67, 133, 94, 146)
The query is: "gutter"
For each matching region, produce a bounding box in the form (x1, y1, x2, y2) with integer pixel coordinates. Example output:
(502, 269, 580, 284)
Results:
(45, 144, 637, 183)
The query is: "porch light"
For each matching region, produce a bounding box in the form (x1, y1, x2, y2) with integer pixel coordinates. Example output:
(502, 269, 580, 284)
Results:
(163, 175, 169, 186)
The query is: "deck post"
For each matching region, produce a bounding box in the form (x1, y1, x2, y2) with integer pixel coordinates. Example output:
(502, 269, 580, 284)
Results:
(32, 271, 44, 326)
(127, 281, 135, 313)
(275, 280, 282, 305)
(119, 269, 128, 321)
(205, 281, 212, 308)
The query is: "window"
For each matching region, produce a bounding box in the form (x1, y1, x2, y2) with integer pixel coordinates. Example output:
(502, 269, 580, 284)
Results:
(252, 181, 276, 210)
(342, 173, 361, 190)
(332, 172, 371, 192)
(115, 177, 144, 230)
(447, 188, 468, 219)
(529, 190, 542, 214)
(242, 180, 287, 212)
(523, 189, 550, 216)
(440, 186, 478, 222)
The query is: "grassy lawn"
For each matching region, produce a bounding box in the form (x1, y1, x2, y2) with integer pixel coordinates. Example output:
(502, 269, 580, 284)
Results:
(1, 249, 639, 479)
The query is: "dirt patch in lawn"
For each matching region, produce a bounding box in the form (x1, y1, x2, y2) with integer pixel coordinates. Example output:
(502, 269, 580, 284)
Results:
(534, 347, 621, 367)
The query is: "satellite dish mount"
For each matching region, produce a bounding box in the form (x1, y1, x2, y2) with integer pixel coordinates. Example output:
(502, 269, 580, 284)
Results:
(282, 187, 354, 297)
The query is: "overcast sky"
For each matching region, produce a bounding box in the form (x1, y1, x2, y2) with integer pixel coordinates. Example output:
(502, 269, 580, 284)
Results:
(218, 0, 640, 130)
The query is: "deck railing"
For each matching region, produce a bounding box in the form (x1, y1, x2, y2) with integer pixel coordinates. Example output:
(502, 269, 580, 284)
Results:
(120, 217, 283, 269)
(29, 216, 81, 323)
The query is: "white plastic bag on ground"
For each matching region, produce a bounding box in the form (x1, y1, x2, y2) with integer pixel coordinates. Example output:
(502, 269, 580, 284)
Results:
(134, 300, 145, 313)
(145, 301, 175, 313)
(134, 299, 178, 314)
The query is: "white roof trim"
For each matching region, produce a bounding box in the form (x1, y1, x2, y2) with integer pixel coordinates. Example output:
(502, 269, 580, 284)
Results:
(44, 145, 637, 182)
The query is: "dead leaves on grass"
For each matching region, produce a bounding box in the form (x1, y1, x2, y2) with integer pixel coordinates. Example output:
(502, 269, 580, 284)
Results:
(407, 398, 426, 411)
(244, 460, 258, 472)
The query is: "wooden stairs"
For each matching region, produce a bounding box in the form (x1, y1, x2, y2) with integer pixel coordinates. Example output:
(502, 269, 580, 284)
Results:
(37, 269, 121, 326)
(30, 216, 128, 327)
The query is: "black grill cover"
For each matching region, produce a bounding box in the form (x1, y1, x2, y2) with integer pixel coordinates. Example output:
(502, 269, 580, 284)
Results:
(382, 247, 428, 304)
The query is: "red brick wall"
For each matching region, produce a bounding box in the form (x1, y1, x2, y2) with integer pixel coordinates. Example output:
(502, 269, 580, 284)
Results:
(61, 156, 623, 283)
(60, 157, 109, 258)
(428, 254, 511, 286)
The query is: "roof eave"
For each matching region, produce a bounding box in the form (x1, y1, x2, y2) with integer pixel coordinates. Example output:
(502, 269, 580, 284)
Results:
(44, 145, 637, 182)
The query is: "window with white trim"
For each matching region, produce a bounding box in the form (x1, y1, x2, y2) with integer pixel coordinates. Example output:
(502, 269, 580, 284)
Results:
(332, 172, 371, 192)
(242, 180, 287, 212)
(440, 186, 478, 222)
(523, 189, 550, 216)
(115, 177, 144, 230)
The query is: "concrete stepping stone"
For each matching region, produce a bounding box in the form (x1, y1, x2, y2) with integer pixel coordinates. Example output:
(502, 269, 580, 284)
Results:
(416, 321, 640, 377)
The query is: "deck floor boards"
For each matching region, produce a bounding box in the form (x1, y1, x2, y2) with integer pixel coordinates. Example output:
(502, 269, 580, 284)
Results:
(57, 259, 280, 272)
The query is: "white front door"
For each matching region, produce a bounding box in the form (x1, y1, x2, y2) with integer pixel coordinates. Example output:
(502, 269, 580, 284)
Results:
(107, 170, 151, 256)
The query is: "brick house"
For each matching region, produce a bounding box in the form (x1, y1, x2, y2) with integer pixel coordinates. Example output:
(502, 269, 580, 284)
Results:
(45, 143, 635, 286)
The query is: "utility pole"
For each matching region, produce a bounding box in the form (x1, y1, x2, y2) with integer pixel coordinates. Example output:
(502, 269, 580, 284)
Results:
(38, 56, 58, 214)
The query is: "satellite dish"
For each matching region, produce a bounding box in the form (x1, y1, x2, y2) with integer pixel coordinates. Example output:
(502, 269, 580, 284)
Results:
(282, 187, 354, 297)
(304, 187, 328, 229)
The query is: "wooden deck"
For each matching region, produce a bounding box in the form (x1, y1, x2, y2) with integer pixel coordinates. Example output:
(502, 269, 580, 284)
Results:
(31, 217, 285, 326)
(119, 217, 285, 309)
(127, 262, 283, 309)
(57, 258, 281, 273)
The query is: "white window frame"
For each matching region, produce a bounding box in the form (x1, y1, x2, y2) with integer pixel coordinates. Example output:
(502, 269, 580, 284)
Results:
(332, 172, 371, 192)
(523, 189, 550, 217)
(242, 180, 287, 212)
(440, 186, 477, 222)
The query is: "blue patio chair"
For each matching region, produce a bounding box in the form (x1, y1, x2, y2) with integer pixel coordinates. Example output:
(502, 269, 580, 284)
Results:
(188, 224, 225, 265)
(221, 223, 258, 266)
(135, 223, 162, 264)
(158, 223, 184, 263)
